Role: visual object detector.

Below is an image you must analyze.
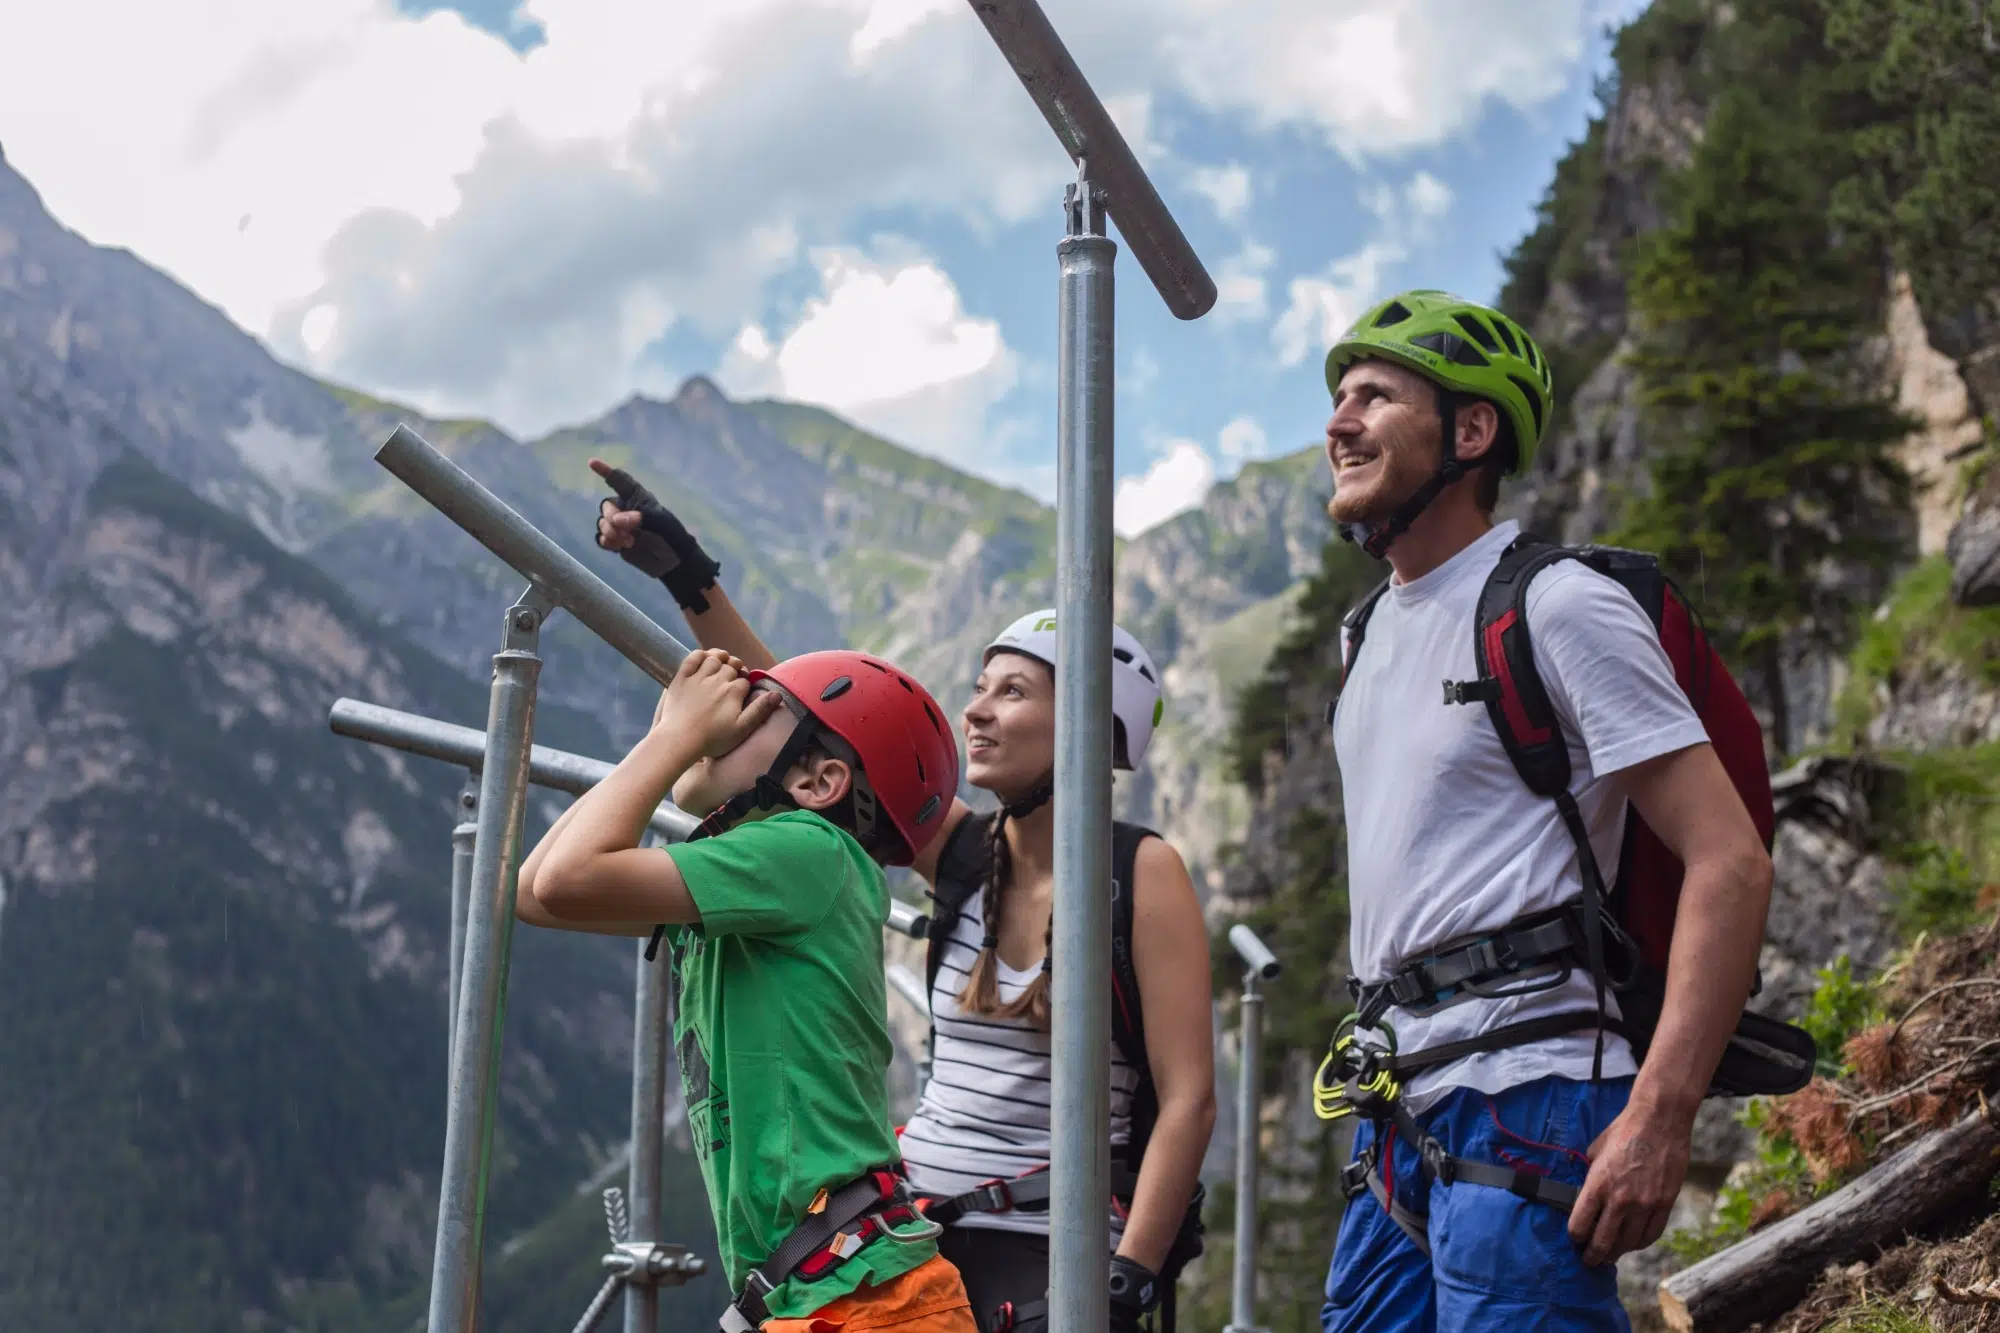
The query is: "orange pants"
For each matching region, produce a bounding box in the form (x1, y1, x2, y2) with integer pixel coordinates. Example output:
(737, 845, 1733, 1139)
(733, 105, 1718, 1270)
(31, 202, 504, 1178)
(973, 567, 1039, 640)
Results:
(762, 1254, 977, 1332)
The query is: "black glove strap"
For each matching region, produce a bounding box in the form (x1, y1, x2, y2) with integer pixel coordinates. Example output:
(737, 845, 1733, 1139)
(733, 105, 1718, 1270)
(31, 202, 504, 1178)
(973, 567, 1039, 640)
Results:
(594, 469, 722, 612)
(1108, 1255, 1160, 1316)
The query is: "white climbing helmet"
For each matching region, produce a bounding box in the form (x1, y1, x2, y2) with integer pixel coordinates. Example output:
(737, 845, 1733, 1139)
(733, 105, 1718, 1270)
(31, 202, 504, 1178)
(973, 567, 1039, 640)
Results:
(982, 609, 1164, 771)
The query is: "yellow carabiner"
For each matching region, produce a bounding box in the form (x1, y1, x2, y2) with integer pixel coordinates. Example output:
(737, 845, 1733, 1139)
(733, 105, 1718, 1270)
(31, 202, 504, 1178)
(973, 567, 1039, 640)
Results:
(1310, 1015, 1401, 1122)
(1312, 1046, 1353, 1122)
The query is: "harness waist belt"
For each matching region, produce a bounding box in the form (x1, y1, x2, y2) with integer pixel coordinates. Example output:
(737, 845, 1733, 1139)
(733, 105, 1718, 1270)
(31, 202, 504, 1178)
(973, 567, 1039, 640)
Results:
(720, 1169, 934, 1332)
(916, 1163, 1141, 1227)
(1351, 899, 1637, 1030)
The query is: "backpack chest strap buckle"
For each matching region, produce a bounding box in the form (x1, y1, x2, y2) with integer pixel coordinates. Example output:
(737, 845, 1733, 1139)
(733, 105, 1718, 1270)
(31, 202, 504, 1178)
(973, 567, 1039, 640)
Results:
(1443, 678, 1501, 706)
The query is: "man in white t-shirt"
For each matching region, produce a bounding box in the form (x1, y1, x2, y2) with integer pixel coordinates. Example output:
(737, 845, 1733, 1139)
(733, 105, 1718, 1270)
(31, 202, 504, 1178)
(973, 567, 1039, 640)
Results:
(1312, 291, 1775, 1332)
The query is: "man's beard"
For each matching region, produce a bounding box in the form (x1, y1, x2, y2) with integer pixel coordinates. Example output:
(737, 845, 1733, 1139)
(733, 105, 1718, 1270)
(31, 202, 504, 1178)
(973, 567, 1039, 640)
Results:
(1328, 433, 1434, 528)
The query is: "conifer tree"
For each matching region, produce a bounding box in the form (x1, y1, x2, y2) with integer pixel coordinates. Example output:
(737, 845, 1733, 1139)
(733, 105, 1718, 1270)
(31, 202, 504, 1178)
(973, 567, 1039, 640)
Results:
(1613, 81, 1912, 758)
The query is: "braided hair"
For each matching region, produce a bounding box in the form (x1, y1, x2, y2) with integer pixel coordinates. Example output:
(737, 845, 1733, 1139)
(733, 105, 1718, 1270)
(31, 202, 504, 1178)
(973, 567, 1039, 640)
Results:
(954, 785, 1055, 1031)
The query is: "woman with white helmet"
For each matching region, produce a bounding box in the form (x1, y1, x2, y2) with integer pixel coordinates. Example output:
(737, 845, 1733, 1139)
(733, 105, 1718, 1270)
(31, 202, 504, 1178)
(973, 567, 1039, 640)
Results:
(591, 465, 1217, 1333)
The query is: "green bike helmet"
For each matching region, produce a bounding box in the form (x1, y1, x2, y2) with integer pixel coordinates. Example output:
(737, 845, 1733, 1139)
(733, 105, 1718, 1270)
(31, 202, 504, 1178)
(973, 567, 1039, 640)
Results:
(1322, 290, 1555, 557)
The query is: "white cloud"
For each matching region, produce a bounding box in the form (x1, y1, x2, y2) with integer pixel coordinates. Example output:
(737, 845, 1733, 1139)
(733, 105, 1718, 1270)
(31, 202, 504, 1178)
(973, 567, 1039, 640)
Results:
(1157, 1, 1591, 161)
(1272, 242, 1400, 370)
(0, 0, 1596, 440)
(1115, 439, 1215, 538)
(719, 245, 1018, 461)
(1271, 169, 1456, 369)
(1217, 416, 1270, 465)
(1212, 241, 1276, 324)
(1114, 414, 1281, 537)
(1188, 162, 1252, 223)
(1406, 170, 1453, 221)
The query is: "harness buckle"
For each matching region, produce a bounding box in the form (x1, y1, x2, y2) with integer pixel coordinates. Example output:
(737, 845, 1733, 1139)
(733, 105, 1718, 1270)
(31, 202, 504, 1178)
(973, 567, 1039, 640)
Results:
(1340, 1154, 1373, 1201)
(1467, 935, 1518, 976)
(869, 1206, 944, 1245)
(970, 1177, 1015, 1213)
(1388, 969, 1433, 1007)
(1420, 1137, 1454, 1186)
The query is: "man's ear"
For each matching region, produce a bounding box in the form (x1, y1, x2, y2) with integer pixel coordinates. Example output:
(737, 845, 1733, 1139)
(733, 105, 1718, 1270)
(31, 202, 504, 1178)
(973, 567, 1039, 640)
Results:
(1454, 399, 1501, 465)
(788, 754, 854, 812)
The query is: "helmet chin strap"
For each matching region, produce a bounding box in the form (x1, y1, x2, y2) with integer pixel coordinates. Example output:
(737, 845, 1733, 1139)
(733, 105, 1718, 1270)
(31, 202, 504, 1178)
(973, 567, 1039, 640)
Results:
(1337, 389, 1466, 561)
(1004, 778, 1054, 820)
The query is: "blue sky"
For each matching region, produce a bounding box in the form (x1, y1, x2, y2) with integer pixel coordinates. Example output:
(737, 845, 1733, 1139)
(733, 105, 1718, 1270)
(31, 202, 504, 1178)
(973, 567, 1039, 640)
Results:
(0, 0, 1645, 533)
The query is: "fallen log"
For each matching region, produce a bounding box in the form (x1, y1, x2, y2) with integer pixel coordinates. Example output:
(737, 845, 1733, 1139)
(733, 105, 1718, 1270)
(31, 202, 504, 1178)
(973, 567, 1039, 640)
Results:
(1658, 1104, 2000, 1333)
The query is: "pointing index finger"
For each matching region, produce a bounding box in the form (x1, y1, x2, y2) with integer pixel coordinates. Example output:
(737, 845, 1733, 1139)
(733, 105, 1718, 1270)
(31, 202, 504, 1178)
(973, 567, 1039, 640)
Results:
(589, 457, 647, 505)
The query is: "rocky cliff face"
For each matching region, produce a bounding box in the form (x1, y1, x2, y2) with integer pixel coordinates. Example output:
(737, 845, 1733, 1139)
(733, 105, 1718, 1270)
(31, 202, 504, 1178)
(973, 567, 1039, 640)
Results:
(1198, 5, 2000, 1325)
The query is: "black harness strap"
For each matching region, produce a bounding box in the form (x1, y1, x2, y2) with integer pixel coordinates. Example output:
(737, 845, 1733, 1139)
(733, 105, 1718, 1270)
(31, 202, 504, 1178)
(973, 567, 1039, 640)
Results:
(720, 1169, 928, 1332)
(915, 1163, 1140, 1227)
(1336, 1094, 1583, 1258)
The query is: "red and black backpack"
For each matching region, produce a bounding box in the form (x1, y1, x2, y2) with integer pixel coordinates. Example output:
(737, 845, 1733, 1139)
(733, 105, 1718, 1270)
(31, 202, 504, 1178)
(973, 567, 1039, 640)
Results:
(1339, 535, 1815, 1097)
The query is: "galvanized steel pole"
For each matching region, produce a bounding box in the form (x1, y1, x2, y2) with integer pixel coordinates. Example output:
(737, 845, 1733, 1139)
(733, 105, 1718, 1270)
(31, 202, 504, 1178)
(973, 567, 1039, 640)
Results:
(426, 585, 555, 1333)
(373, 425, 693, 687)
(955, 6, 1213, 1318)
(962, 0, 1216, 321)
(1049, 156, 1117, 1333)
(1224, 925, 1281, 1333)
(448, 777, 479, 1070)
(624, 861, 671, 1333)
(328, 698, 700, 843)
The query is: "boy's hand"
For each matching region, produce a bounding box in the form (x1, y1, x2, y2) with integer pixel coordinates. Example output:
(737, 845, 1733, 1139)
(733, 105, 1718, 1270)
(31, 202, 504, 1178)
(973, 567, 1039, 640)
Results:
(590, 459, 722, 612)
(652, 649, 785, 757)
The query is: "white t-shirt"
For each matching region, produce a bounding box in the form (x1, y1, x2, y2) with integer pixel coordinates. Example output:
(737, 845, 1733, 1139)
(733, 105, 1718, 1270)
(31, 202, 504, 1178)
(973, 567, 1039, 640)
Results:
(1333, 519, 1711, 1110)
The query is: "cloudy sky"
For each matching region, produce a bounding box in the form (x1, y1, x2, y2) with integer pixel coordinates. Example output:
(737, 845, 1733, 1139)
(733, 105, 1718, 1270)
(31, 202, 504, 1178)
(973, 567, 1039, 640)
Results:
(0, 0, 1643, 536)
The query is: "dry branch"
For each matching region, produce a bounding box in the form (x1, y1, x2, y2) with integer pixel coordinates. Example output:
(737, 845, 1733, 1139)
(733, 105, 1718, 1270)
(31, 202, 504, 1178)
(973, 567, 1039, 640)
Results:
(1658, 1107, 2000, 1333)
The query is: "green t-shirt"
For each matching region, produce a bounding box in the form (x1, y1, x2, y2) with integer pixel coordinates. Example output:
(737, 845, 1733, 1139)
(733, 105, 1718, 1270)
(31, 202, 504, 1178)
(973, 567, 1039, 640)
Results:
(663, 809, 934, 1318)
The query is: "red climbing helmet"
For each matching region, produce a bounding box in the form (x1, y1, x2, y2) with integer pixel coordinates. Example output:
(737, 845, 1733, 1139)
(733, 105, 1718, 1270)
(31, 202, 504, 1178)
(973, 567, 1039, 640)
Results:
(747, 650, 959, 866)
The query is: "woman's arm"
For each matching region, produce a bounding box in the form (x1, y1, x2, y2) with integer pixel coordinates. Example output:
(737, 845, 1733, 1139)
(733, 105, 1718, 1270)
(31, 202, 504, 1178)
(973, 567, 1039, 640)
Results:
(677, 583, 778, 672)
(1115, 836, 1218, 1275)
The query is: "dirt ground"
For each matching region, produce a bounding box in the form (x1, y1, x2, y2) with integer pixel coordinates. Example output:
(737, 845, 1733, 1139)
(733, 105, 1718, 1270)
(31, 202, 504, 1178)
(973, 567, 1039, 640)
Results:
(1739, 909, 2000, 1331)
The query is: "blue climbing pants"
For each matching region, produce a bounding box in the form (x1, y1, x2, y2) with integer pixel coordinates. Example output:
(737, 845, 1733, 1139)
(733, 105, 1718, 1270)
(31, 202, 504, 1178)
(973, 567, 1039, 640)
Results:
(1320, 1074, 1635, 1332)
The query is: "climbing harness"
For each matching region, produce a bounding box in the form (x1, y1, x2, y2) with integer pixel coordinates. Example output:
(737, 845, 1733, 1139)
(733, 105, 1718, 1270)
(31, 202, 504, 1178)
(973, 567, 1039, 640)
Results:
(1313, 1003, 1592, 1255)
(719, 1168, 942, 1333)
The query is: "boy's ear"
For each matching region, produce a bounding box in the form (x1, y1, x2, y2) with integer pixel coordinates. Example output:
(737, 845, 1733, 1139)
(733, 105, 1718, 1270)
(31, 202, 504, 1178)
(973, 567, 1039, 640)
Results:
(788, 753, 854, 811)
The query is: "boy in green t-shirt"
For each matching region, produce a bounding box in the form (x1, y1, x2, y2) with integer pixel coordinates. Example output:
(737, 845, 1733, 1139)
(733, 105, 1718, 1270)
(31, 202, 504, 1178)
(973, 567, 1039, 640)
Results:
(515, 645, 974, 1332)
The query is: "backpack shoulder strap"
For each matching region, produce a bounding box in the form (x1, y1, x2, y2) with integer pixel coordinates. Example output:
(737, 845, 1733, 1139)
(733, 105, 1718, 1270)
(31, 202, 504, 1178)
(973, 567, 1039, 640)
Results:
(1339, 576, 1394, 688)
(1109, 819, 1160, 1075)
(1462, 536, 1582, 799)
(924, 809, 996, 1000)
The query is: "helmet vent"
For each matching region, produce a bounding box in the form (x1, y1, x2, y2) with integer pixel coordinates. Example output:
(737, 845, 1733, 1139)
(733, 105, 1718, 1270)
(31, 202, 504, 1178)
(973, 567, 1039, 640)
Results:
(1492, 320, 1522, 359)
(1374, 300, 1413, 328)
(1452, 313, 1501, 353)
(895, 676, 913, 693)
(1508, 374, 1547, 436)
(820, 676, 853, 702)
(916, 794, 942, 824)
(915, 756, 926, 783)
(1112, 647, 1132, 663)
(921, 700, 944, 734)
(1410, 331, 1488, 368)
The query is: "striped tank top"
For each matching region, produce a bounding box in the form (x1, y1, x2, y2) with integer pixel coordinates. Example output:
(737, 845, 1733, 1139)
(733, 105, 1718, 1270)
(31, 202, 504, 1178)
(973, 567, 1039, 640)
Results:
(896, 882, 1139, 1238)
